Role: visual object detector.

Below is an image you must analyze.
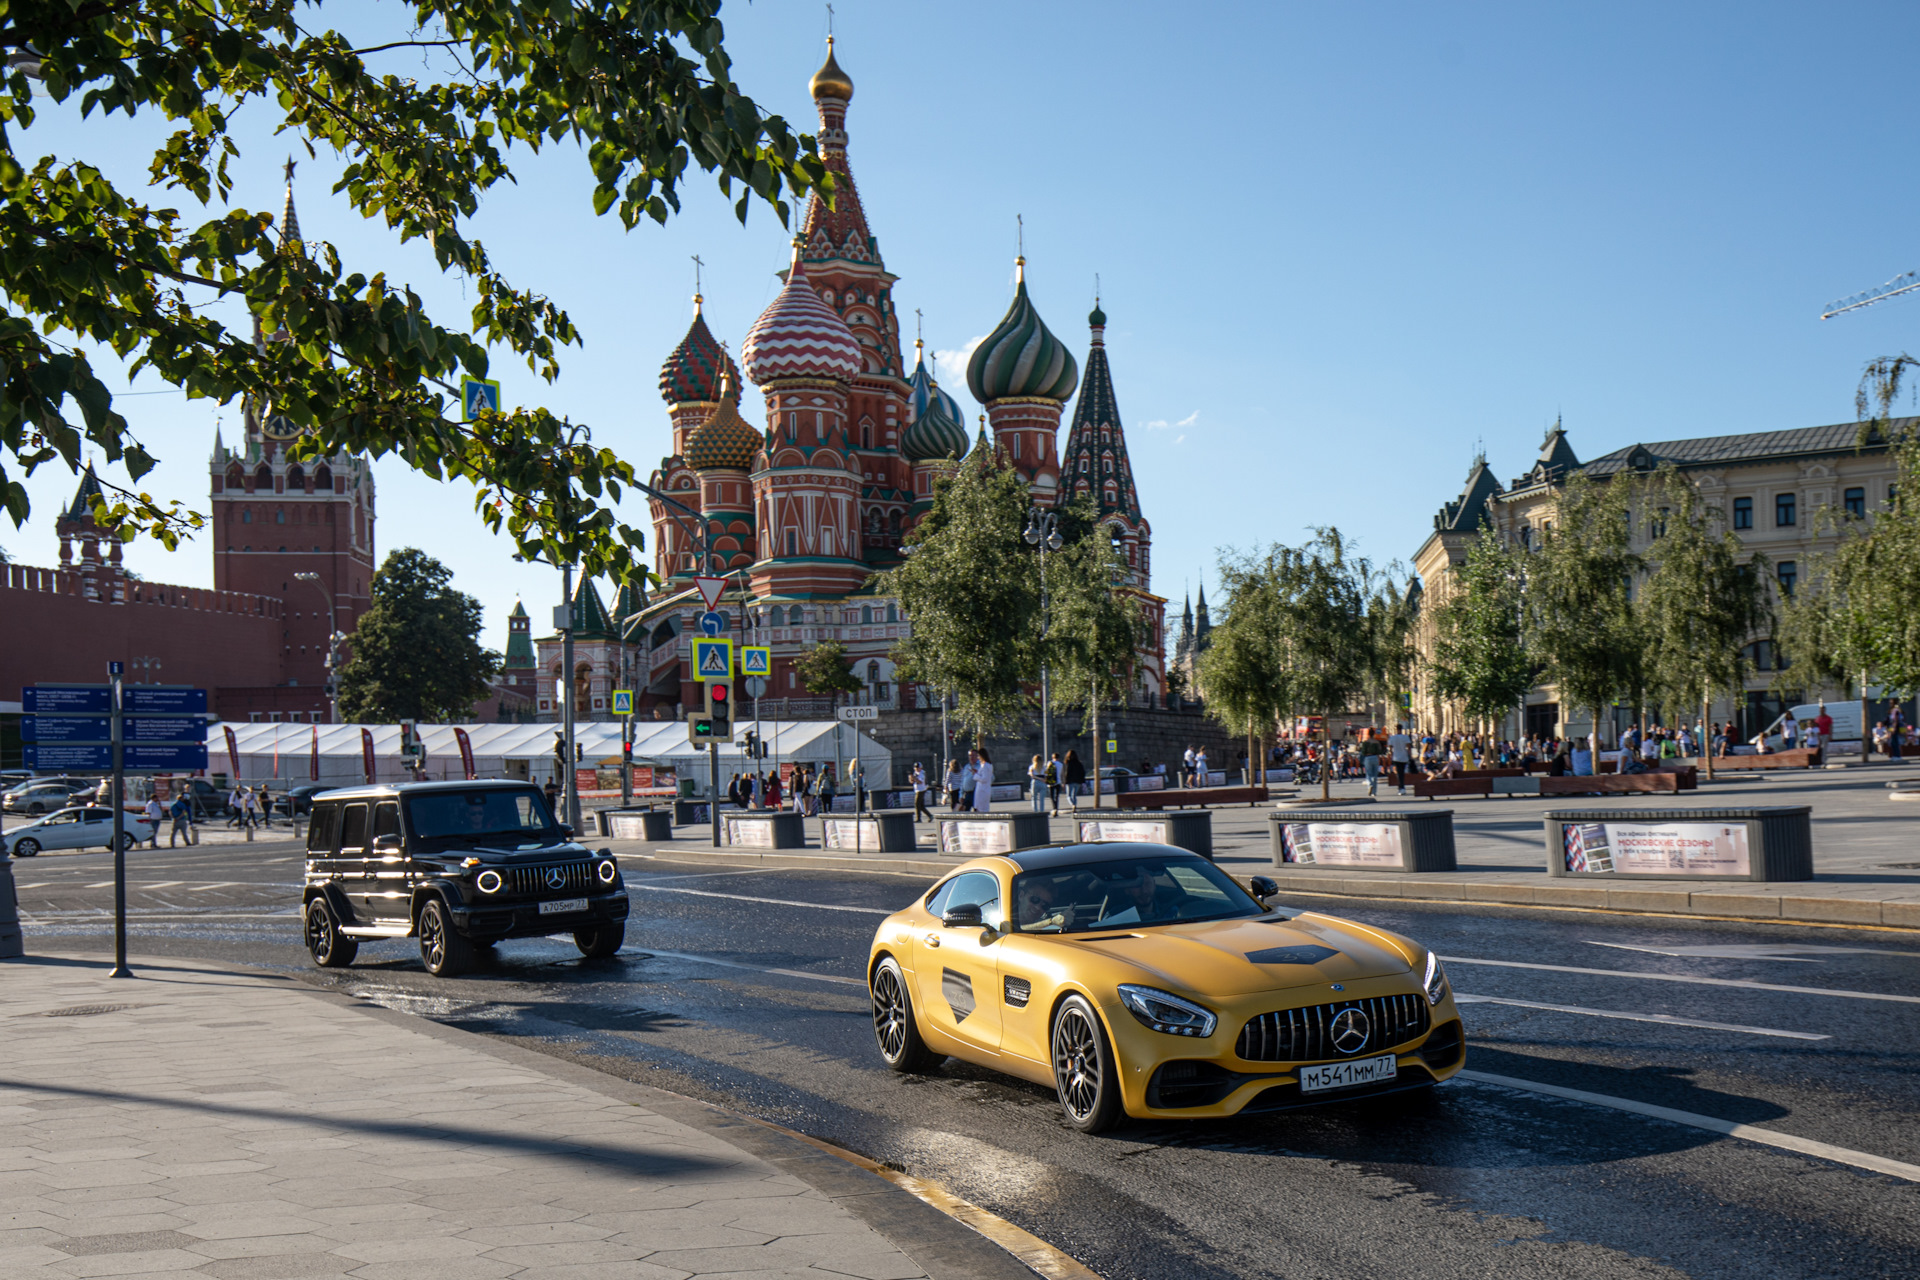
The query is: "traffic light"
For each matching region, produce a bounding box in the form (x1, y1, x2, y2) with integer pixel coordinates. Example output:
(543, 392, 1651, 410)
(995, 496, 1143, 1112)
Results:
(743, 730, 758, 760)
(689, 677, 731, 745)
(621, 725, 634, 764)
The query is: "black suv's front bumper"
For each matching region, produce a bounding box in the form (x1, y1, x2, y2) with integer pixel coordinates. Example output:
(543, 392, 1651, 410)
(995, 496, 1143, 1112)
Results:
(451, 889, 630, 941)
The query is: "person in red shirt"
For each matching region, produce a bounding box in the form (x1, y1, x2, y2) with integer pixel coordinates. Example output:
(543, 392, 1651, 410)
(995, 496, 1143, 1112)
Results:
(1815, 704, 1834, 741)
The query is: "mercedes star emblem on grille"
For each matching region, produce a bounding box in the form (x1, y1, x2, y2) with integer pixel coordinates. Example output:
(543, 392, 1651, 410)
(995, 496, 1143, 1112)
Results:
(1329, 1007, 1371, 1055)
(545, 867, 566, 890)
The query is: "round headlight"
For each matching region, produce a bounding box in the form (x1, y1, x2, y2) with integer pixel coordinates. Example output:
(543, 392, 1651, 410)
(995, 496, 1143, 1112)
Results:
(476, 869, 503, 895)
(596, 859, 618, 885)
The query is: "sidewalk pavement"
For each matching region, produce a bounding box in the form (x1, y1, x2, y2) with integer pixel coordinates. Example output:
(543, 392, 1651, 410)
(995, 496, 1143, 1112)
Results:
(600, 769, 1920, 931)
(0, 956, 1037, 1280)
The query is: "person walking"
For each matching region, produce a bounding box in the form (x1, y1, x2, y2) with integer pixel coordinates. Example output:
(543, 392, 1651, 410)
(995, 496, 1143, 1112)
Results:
(1194, 747, 1209, 787)
(945, 759, 964, 812)
(847, 757, 866, 812)
(1027, 755, 1047, 814)
(1359, 733, 1385, 799)
(1387, 723, 1412, 794)
(911, 763, 931, 821)
(973, 748, 995, 813)
(1046, 753, 1064, 816)
(167, 791, 195, 847)
(227, 784, 246, 828)
(142, 793, 164, 848)
(1063, 749, 1085, 811)
(819, 764, 837, 814)
(766, 769, 783, 812)
(244, 787, 263, 831)
(958, 753, 977, 812)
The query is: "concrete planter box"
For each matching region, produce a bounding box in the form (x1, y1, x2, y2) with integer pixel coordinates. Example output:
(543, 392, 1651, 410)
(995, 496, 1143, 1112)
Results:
(672, 799, 715, 827)
(936, 812, 1052, 857)
(1545, 807, 1812, 881)
(722, 811, 808, 850)
(1269, 809, 1458, 873)
(821, 811, 919, 854)
(605, 808, 672, 841)
(1074, 812, 1214, 860)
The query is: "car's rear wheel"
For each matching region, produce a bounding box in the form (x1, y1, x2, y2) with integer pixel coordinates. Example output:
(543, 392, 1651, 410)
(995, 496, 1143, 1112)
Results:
(1052, 995, 1124, 1133)
(573, 924, 625, 959)
(305, 899, 358, 969)
(12, 838, 39, 857)
(871, 957, 940, 1072)
(117, 832, 137, 852)
(417, 899, 473, 977)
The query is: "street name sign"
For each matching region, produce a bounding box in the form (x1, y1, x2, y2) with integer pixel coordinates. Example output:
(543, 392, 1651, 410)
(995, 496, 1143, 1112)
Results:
(836, 705, 879, 721)
(692, 638, 733, 682)
(742, 646, 771, 676)
(694, 575, 727, 610)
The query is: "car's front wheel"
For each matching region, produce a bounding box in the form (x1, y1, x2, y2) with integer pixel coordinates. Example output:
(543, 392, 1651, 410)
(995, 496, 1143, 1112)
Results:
(305, 898, 358, 969)
(574, 924, 625, 959)
(417, 899, 474, 977)
(117, 832, 138, 852)
(11, 838, 39, 857)
(870, 957, 940, 1072)
(1052, 995, 1124, 1133)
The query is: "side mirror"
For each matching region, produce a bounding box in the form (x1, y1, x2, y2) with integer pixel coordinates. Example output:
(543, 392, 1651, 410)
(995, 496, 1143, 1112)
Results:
(942, 902, 984, 929)
(1250, 876, 1279, 900)
(558, 824, 575, 840)
(372, 833, 404, 853)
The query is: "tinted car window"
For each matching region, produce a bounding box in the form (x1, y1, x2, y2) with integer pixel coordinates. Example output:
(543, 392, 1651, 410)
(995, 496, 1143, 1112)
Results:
(307, 805, 338, 852)
(1012, 855, 1260, 933)
(406, 789, 553, 841)
(372, 802, 401, 840)
(339, 804, 370, 850)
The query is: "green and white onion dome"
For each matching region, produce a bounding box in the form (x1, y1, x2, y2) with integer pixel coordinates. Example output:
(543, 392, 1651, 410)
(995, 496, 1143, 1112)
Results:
(903, 343, 970, 462)
(966, 258, 1078, 404)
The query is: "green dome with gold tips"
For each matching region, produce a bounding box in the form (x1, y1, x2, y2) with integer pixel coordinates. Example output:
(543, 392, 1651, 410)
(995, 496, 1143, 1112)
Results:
(966, 259, 1078, 404)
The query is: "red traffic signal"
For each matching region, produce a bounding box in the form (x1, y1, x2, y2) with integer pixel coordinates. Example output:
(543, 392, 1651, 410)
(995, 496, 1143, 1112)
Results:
(711, 684, 729, 706)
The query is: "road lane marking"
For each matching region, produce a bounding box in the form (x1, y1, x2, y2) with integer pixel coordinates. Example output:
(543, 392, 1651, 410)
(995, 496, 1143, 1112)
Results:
(84, 882, 115, 889)
(630, 948, 866, 987)
(1587, 940, 1920, 962)
(1439, 955, 1920, 1005)
(190, 882, 242, 891)
(1458, 1070, 1920, 1183)
(625, 884, 892, 915)
(142, 882, 184, 889)
(1452, 994, 1829, 1040)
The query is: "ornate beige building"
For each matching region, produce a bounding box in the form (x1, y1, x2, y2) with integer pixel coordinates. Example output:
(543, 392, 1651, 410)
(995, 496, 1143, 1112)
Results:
(1409, 418, 1906, 742)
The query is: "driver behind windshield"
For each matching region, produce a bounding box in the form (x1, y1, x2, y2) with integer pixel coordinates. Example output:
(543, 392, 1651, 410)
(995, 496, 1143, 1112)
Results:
(1012, 854, 1258, 933)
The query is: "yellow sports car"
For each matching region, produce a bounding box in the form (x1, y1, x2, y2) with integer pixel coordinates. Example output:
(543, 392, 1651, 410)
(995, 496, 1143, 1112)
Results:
(866, 842, 1464, 1132)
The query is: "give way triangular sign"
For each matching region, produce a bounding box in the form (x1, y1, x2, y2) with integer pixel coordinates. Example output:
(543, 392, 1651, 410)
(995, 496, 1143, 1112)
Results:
(694, 575, 726, 611)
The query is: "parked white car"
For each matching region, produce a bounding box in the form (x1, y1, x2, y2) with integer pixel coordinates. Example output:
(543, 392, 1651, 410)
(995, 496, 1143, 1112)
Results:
(3, 806, 156, 857)
(1756, 702, 1863, 751)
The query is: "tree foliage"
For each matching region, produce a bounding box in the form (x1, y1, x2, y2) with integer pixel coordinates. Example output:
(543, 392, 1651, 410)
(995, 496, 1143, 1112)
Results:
(336, 547, 498, 721)
(1526, 471, 1638, 743)
(1036, 498, 1141, 711)
(1428, 522, 1533, 727)
(793, 638, 862, 702)
(0, 0, 827, 580)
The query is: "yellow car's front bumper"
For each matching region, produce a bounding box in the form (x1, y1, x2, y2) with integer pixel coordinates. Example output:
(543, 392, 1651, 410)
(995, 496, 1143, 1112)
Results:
(1100, 979, 1465, 1119)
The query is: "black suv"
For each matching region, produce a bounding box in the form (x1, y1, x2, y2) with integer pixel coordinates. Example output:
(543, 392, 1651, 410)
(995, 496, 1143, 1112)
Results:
(301, 780, 629, 976)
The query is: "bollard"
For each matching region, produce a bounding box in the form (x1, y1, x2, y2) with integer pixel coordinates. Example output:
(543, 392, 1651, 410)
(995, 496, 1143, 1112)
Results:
(0, 857, 24, 959)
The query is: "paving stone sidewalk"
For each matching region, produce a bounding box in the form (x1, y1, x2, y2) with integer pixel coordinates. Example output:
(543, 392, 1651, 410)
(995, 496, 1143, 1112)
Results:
(0, 956, 935, 1280)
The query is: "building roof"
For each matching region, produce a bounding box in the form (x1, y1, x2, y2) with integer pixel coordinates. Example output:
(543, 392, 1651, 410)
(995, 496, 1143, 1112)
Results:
(1580, 419, 1900, 477)
(60, 465, 104, 525)
(684, 366, 763, 471)
(742, 250, 863, 385)
(1059, 303, 1142, 523)
(568, 578, 618, 641)
(1434, 458, 1504, 531)
(902, 342, 970, 463)
(967, 259, 1079, 404)
(658, 303, 737, 406)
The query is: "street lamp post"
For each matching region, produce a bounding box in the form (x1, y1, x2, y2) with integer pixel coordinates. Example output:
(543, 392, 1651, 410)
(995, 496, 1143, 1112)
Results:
(1023, 507, 1064, 781)
(293, 572, 342, 722)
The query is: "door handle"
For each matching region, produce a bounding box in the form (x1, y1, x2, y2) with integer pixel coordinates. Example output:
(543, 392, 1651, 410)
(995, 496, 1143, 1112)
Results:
(924, 933, 941, 947)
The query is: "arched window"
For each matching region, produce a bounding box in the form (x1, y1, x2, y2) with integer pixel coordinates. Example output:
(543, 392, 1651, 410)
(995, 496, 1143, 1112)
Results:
(286, 465, 305, 491)
(1079, 458, 1089, 473)
(788, 604, 804, 625)
(867, 661, 880, 683)
(886, 603, 898, 623)
(888, 511, 901, 534)
(241, 508, 253, 524)
(861, 605, 873, 624)
(275, 508, 286, 524)
(254, 464, 273, 491)
(314, 464, 332, 491)
(226, 463, 244, 489)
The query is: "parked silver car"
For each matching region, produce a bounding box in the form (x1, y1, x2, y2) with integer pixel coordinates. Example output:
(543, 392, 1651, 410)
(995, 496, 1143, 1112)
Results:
(3, 806, 157, 856)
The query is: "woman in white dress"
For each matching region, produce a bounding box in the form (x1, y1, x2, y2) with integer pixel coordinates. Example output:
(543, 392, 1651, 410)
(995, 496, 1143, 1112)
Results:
(972, 749, 995, 813)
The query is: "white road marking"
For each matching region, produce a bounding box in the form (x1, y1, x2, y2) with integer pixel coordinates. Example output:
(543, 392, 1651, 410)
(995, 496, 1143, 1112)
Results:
(142, 881, 184, 889)
(1587, 940, 1920, 963)
(1439, 955, 1920, 1005)
(635, 867, 789, 882)
(1458, 1070, 1920, 1183)
(1452, 994, 1829, 1040)
(189, 882, 241, 891)
(626, 884, 892, 915)
(84, 882, 115, 889)
(630, 948, 866, 987)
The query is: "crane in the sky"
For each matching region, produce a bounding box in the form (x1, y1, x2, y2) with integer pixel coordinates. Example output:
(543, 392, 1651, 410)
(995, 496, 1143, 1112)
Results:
(1822, 269, 1920, 319)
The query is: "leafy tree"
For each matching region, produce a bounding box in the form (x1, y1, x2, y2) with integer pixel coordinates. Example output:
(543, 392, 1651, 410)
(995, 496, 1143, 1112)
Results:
(1639, 467, 1770, 775)
(1526, 471, 1639, 748)
(1427, 523, 1533, 734)
(1195, 555, 1291, 783)
(1, 0, 827, 579)
(336, 547, 498, 721)
(793, 638, 862, 705)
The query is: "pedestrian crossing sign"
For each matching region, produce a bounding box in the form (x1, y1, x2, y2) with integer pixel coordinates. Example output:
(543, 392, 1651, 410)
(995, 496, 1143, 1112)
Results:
(742, 646, 771, 677)
(692, 638, 733, 682)
(611, 690, 632, 716)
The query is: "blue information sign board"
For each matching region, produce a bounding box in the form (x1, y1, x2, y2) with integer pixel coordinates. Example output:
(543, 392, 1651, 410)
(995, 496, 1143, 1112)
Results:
(23, 743, 111, 770)
(22, 686, 111, 714)
(18, 715, 201, 743)
(24, 742, 210, 771)
(124, 687, 209, 715)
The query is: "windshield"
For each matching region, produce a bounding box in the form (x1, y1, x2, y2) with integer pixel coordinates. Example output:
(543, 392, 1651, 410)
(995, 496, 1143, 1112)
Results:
(405, 789, 557, 843)
(1012, 854, 1263, 933)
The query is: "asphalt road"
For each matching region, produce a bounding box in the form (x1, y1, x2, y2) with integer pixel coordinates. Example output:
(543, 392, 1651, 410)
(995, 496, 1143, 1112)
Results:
(10, 840, 1920, 1280)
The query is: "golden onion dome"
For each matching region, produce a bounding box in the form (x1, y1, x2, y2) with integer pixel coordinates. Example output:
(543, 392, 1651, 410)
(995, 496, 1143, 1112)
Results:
(683, 365, 761, 471)
(809, 36, 854, 101)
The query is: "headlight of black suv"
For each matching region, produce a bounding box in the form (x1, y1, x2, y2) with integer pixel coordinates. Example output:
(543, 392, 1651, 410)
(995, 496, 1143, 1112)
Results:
(475, 869, 503, 895)
(1117, 984, 1217, 1038)
(595, 858, 618, 885)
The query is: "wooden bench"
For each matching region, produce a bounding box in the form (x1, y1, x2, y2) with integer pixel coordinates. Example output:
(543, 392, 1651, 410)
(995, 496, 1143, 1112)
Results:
(1117, 786, 1269, 810)
(1412, 777, 1493, 800)
(1709, 749, 1822, 771)
(1539, 773, 1681, 796)
(1459, 767, 1527, 778)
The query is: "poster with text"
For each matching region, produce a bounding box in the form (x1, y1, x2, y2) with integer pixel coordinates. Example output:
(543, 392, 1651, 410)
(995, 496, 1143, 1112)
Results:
(823, 817, 882, 850)
(1078, 820, 1166, 845)
(725, 816, 775, 848)
(1564, 821, 1749, 876)
(941, 820, 1013, 855)
(1281, 822, 1404, 867)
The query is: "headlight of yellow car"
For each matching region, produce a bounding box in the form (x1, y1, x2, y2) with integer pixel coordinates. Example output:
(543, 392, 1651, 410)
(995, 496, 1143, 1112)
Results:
(1117, 984, 1218, 1038)
(1423, 952, 1448, 1005)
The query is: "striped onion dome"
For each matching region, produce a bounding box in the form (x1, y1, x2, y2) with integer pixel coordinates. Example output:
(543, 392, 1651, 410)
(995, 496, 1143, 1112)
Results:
(683, 365, 761, 471)
(658, 300, 735, 405)
(966, 258, 1078, 404)
(903, 342, 970, 462)
(742, 246, 862, 384)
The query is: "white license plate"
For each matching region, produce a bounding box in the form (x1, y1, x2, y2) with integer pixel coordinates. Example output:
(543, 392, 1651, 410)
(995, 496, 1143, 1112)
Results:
(538, 898, 589, 916)
(1299, 1053, 1398, 1094)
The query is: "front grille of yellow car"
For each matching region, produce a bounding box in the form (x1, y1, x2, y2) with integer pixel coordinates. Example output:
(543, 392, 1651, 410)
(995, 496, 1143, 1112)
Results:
(1236, 994, 1431, 1062)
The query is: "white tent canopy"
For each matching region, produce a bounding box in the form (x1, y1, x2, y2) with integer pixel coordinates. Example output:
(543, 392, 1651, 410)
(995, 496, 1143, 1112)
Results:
(205, 719, 891, 792)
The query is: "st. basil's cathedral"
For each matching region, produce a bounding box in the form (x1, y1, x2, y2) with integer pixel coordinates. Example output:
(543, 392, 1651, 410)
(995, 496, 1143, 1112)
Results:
(533, 37, 1165, 723)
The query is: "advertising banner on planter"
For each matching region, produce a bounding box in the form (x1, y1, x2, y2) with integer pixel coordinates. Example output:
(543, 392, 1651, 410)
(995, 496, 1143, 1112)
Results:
(1561, 821, 1751, 876)
(724, 815, 776, 848)
(823, 817, 882, 850)
(940, 820, 1014, 856)
(1078, 820, 1165, 844)
(1277, 821, 1405, 867)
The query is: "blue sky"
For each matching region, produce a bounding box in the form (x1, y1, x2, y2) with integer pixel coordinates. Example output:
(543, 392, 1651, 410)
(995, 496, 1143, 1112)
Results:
(12, 1, 1920, 653)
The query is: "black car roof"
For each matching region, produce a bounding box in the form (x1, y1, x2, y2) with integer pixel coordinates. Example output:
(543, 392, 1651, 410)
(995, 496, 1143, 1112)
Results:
(1001, 841, 1199, 871)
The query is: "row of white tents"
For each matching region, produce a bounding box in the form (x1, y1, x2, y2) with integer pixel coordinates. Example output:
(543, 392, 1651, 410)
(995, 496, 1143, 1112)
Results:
(205, 719, 891, 793)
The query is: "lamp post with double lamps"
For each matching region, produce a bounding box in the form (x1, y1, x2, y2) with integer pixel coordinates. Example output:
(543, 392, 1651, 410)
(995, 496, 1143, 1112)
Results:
(1023, 507, 1064, 776)
(293, 572, 346, 722)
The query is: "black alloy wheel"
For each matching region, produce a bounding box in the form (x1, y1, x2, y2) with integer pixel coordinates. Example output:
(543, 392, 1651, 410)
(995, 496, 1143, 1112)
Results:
(304, 899, 358, 969)
(573, 924, 625, 959)
(870, 957, 940, 1072)
(417, 899, 474, 977)
(1052, 994, 1124, 1133)
(12, 838, 39, 857)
